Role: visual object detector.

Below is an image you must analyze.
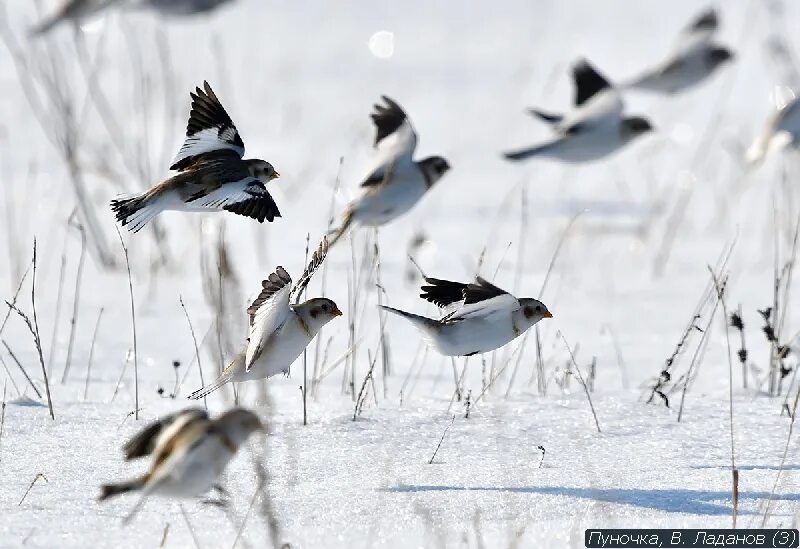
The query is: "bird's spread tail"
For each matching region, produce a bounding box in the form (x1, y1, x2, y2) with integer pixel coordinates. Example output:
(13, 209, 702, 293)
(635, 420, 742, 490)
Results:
(328, 209, 355, 247)
(110, 194, 161, 233)
(98, 476, 146, 502)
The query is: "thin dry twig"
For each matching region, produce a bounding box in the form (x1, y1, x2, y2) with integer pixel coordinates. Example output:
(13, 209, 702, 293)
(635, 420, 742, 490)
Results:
(179, 297, 206, 409)
(115, 227, 139, 420)
(559, 332, 601, 433)
(428, 415, 456, 464)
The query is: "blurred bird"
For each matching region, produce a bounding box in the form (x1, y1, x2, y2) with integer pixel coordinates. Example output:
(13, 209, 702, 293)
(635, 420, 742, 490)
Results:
(746, 94, 800, 165)
(31, 0, 118, 35)
(329, 96, 450, 246)
(504, 59, 653, 163)
(98, 407, 264, 522)
(380, 276, 552, 357)
(189, 238, 342, 399)
(131, 0, 234, 16)
(625, 8, 734, 94)
(111, 81, 280, 232)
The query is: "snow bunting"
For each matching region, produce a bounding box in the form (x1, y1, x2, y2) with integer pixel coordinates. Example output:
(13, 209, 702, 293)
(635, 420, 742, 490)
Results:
(625, 8, 733, 94)
(189, 238, 342, 399)
(110, 81, 280, 232)
(380, 276, 552, 357)
(746, 94, 800, 165)
(99, 407, 263, 522)
(329, 96, 450, 246)
(31, 0, 118, 35)
(504, 59, 653, 163)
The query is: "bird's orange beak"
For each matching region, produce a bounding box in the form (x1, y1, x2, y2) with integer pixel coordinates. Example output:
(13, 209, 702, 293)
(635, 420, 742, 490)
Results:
(543, 310, 553, 318)
(273, 171, 281, 179)
(332, 306, 343, 317)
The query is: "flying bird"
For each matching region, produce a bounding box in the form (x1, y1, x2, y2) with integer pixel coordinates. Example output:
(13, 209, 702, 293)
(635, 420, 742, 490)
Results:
(746, 94, 800, 165)
(189, 237, 342, 399)
(625, 8, 734, 94)
(380, 276, 552, 357)
(504, 59, 653, 163)
(31, 0, 118, 35)
(98, 407, 264, 522)
(329, 96, 450, 246)
(111, 81, 280, 232)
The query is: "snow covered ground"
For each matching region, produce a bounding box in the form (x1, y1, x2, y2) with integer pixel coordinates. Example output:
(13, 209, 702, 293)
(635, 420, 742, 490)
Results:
(2, 0, 800, 547)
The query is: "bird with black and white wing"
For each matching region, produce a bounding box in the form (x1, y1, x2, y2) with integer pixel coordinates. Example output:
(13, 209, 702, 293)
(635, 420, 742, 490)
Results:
(625, 8, 734, 95)
(329, 96, 450, 246)
(381, 276, 552, 357)
(99, 407, 264, 523)
(189, 237, 342, 400)
(504, 59, 653, 163)
(110, 81, 281, 232)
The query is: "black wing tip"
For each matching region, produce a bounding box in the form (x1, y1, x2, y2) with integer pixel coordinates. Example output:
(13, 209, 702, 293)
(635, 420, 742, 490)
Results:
(370, 95, 407, 146)
(691, 7, 718, 31)
(223, 193, 281, 223)
(419, 277, 468, 308)
(572, 58, 611, 105)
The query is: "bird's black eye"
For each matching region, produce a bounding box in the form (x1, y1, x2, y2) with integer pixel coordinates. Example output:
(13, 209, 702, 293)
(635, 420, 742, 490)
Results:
(535, 305, 542, 312)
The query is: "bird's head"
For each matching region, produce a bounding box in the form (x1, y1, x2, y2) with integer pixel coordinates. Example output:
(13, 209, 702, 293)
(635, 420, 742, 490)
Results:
(419, 156, 451, 187)
(216, 408, 265, 447)
(517, 298, 553, 328)
(707, 46, 734, 69)
(621, 116, 654, 141)
(297, 298, 343, 331)
(247, 159, 280, 184)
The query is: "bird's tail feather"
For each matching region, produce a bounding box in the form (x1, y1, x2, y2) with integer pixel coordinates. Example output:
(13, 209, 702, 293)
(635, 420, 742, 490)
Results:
(110, 194, 161, 233)
(98, 476, 146, 502)
(188, 372, 232, 400)
(378, 305, 435, 327)
(328, 209, 355, 247)
(502, 142, 556, 162)
(526, 108, 563, 125)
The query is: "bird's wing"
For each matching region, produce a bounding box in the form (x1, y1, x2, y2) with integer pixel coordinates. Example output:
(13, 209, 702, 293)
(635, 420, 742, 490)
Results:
(290, 236, 328, 303)
(572, 59, 613, 107)
(672, 7, 718, 55)
(556, 60, 623, 134)
(360, 96, 418, 187)
(419, 277, 469, 317)
(445, 277, 520, 321)
(171, 81, 245, 171)
(122, 408, 208, 461)
(180, 162, 280, 222)
(244, 267, 292, 370)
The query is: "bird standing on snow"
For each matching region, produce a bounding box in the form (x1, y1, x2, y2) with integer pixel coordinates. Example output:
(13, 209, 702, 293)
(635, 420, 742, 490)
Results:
(99, 407, 264, 522)
(504, 59, 653, 163)
(746, 94, 800, 165)
(625, 8, 734, 94)
(190, 238, 342, 400)
(30, 0, 119, 35)
(329, 96, 450, 246)
(381, 276, 552, 357)
(111, 81, 281, 232)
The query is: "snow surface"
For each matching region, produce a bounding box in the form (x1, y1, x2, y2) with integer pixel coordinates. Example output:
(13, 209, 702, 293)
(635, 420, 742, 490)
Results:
(2, 0, 800, 547)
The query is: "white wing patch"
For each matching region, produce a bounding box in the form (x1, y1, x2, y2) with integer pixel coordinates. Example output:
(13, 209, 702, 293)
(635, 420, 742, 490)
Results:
(445, 294, 520, 322)
(171, 127, 245, 171)
(244, 270, 292, 370)
(361, 107, 418, 186)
